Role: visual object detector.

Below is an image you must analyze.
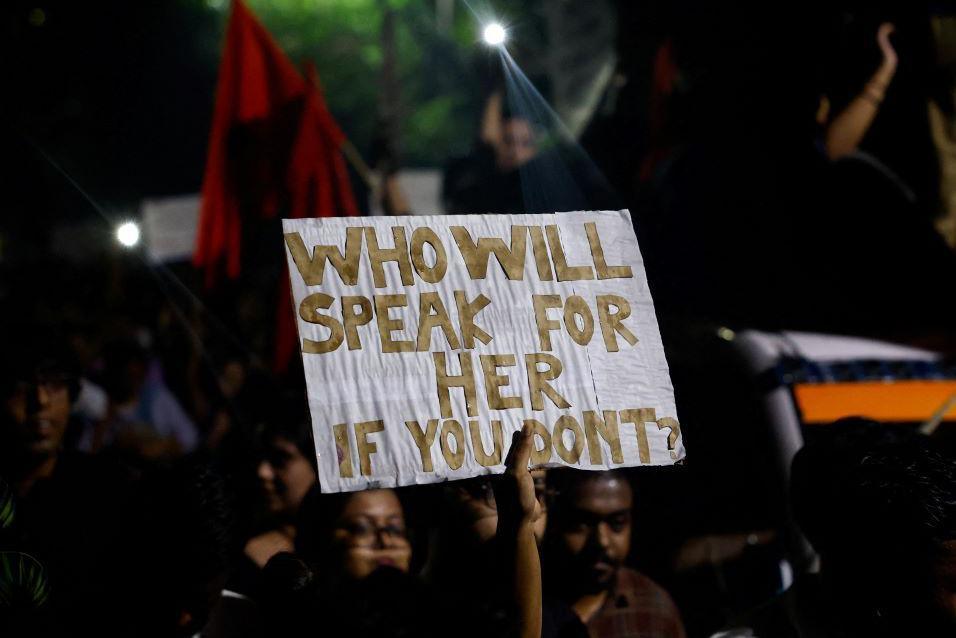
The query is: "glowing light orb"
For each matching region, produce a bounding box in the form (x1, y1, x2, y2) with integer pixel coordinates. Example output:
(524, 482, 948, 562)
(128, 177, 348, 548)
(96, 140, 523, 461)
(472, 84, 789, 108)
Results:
(482, 23, 506, 46)
(116, 221, 141, 248)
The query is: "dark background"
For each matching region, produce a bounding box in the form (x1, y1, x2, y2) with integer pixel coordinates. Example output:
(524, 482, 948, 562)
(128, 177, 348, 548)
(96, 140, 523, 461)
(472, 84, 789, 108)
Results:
(2, 3, 954, 634)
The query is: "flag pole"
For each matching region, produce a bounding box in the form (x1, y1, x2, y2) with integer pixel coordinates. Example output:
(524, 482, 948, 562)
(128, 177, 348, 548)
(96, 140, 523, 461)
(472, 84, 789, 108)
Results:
(339, 138, 374, 189)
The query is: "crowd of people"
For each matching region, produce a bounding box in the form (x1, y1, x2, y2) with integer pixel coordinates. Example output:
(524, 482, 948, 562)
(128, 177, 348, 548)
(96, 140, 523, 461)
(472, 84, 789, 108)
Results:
(3, 6, 956, 638)
(0, 322, 954, 638)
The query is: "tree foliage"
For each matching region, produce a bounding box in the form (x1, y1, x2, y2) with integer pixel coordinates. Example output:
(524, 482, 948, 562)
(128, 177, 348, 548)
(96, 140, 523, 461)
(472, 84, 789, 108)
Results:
(227, 0, 542, 166)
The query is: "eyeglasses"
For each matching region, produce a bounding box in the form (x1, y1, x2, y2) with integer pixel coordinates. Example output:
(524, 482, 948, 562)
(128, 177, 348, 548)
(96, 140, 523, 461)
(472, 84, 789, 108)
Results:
(335, 518, 408, 547)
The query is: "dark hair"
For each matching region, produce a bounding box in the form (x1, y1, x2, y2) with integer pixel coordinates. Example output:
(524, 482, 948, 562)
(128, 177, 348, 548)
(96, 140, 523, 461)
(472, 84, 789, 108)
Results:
(114, 461, 237, 636)
(0, 335, 80, 403)
(790, 418, 942, 552)
(791, 418, 956, 632)
(100, 337, 149, 401)
(547, 468, 631, 510)
(256, 398, 316, 472)
(294, 487, 353, 571)
(258, 552, 316, 635)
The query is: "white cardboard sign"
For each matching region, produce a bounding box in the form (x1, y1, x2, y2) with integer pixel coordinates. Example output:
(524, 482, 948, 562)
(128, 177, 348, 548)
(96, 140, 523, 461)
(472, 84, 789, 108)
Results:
(282, 211, 684, 493)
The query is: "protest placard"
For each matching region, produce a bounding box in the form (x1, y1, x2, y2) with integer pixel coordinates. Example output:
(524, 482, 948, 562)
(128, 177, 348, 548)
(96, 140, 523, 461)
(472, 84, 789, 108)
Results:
(282, 211, 683, 493)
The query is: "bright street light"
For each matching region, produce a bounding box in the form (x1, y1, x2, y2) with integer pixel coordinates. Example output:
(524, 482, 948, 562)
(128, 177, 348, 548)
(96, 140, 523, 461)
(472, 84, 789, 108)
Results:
(482, 22, 506, 46)
(116, 221, 141, 248)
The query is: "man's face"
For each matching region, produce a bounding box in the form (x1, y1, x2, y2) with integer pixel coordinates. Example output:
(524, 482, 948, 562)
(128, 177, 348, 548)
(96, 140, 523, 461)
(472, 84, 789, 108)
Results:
(4, 376, 72, 457)
(497, 118, 537, 171)
(257, 437, 317, 517)
(554, 474, 633, 593)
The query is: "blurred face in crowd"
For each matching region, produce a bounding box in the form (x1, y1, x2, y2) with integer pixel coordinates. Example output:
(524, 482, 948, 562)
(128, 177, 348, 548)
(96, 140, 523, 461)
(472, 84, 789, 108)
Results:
(258, 436, 317, 517)
(332, 489, 411, 580)
(454, 470, 549, 544)
(218, 360, 245, 399)
(3, 373, 72, 458)
(497, 117, 537, 171)
(553, 473, 633, 593)
(104, 355, 147, 404)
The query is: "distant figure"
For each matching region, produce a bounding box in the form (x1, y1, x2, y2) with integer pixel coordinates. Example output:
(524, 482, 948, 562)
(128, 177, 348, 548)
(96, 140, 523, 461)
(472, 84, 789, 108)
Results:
(929, 11, 956, 248)
(495, 105, 540, 173)
(788, 422, 956, 637)
(422, 470, 549, 637)
(817, 23, 898, 160)
(243, 416, 317, 568)
(451, 469, 549, 544)
(112, 463, 236, 638)
(0, 337, 129, 635)
(443, 90, 540, 215)
(544, 470, 686, 638)
(94, 338, 199, 459)
(715, 420, 956, 638)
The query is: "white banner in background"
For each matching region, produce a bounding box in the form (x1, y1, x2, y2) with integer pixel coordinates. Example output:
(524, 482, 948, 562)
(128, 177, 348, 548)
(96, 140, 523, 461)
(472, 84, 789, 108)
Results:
(282, 211, 683, 493)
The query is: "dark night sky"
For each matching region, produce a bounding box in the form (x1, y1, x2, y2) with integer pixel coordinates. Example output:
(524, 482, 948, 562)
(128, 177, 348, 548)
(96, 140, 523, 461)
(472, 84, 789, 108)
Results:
(0, 1, 941, 216)
(1, 1, 219, 238)
(3, 0, 955, 339)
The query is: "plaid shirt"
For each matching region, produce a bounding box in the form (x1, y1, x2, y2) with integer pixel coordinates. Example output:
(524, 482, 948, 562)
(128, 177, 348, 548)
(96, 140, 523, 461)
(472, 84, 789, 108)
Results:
(586, 567, 687, 638)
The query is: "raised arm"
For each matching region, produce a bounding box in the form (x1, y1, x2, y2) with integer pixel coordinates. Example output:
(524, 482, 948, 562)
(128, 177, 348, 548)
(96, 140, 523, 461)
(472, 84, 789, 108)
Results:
(824, 23, 898, 160)
(494, 423, 543, 638)
(480, 90, 505, 151)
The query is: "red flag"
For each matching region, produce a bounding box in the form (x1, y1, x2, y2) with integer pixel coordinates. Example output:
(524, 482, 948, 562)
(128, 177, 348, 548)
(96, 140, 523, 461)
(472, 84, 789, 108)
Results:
(273, 64, 360, 372)
(194, 1, 361, 371)
(286, 62, 360, 220)
(194, 0, 306, 285)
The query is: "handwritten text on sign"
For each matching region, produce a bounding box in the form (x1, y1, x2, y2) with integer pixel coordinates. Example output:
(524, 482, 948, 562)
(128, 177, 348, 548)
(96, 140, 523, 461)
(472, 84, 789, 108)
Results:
(283, 211, 683, 493)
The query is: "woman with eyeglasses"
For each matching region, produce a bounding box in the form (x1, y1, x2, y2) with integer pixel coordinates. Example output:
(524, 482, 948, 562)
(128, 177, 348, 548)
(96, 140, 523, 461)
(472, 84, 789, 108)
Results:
(296, 487, 412, 581)
(263, 425, 542, 638)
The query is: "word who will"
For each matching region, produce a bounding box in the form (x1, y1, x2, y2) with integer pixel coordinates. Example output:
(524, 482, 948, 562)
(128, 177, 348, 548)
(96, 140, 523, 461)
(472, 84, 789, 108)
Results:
(285, 222, 638, 354)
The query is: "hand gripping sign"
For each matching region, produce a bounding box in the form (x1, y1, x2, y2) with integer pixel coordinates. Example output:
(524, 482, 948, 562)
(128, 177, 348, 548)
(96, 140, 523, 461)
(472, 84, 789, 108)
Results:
(282, 211, 684, 492)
